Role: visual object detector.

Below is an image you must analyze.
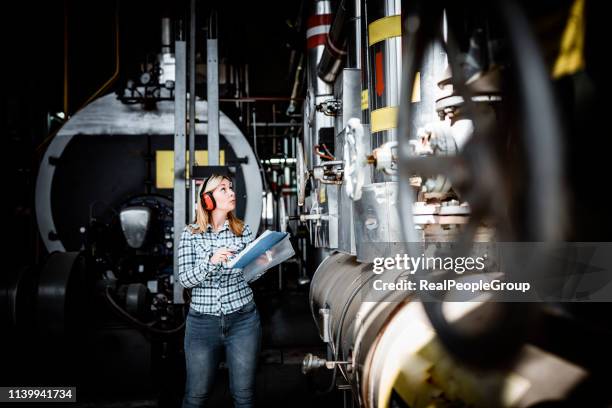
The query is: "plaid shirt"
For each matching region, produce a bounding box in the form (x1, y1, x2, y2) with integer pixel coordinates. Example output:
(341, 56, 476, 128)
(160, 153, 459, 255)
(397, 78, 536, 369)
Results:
(177, 220, 255, 316)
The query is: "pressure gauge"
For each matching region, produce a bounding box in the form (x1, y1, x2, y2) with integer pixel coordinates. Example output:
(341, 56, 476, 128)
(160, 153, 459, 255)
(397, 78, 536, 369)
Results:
(140, 72, 152, 85)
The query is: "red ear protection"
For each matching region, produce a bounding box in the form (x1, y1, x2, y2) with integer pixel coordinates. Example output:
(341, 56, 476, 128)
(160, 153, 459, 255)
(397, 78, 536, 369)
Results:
(202, 191, 216, 211)
(200, 177, 217, 211)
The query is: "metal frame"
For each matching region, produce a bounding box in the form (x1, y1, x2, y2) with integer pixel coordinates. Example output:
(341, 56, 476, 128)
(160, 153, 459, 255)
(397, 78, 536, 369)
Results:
(207, 38, 220, 166)
(173, 39, 187, 303)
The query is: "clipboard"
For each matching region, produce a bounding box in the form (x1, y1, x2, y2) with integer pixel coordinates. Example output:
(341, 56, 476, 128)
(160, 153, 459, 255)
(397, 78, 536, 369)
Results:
(229, 230, 295, 282)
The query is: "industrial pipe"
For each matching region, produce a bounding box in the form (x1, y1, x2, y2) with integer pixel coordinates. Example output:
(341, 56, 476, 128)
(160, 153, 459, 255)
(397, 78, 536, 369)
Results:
(317, 0, 348, 83)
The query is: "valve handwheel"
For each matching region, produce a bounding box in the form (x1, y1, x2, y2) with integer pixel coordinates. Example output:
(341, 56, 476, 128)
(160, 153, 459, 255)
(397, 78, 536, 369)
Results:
(343, 118, 367, 201)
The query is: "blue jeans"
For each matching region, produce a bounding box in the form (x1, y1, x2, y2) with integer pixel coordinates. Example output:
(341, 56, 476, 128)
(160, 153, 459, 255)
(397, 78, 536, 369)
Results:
(182, 300, 262, 408)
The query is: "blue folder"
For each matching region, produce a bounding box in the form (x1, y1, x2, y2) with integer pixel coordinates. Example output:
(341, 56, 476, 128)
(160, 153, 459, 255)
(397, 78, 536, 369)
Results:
(228, 230, 289, 269)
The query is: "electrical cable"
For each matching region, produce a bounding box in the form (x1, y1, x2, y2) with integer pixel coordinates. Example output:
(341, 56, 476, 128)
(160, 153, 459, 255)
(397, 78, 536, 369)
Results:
(104, 286, 186, 335)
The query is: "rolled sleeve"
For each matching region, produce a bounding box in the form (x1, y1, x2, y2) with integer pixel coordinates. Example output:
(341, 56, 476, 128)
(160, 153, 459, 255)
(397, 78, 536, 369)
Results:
(177, 228, 221, 288)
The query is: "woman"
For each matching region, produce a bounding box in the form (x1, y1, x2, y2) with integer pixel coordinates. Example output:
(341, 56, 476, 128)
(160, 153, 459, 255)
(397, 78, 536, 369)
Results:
(178, 174, 261, 408)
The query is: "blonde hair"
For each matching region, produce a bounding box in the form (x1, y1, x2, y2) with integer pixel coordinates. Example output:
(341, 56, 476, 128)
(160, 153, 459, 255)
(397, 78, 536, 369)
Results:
(188, 174, 245, 236)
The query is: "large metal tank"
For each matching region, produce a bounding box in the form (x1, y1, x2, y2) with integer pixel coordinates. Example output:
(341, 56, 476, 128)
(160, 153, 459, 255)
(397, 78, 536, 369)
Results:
(36, 93, 263, 253)
(309, 253, 590, 408)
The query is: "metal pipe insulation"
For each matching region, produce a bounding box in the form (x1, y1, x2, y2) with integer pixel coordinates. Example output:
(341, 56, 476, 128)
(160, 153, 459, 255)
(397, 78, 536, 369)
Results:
(307, 0, 333, 97)
(207, 12, 220, 166)
(305, 0, 334, 169)
(287, 53, 305, 115)
(353, 0, 362, 70)
(309, 253, 589, 407)
(309, 252, 425, 406)
(161, 18, 172, 54)
(317, 0, 348, 83)
(188, 0, 196, 218)
(365, 0, 403, 156)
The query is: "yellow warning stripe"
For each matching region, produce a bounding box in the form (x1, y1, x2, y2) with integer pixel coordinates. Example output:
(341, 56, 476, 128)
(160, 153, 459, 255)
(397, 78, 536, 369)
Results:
(412, 72, 421, 102)
(552, 0, 585, 78)
(369, 73, 420, 132)
(371, 106, 398, 133)
(369, 15, 402, 46)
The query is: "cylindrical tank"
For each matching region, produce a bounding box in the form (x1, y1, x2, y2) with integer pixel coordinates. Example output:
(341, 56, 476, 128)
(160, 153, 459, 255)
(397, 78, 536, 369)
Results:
(310, 252, 589, 407)
(35, 94, 263, 253)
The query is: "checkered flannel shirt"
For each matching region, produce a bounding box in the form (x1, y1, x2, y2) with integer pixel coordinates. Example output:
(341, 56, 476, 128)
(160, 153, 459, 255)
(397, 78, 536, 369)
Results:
(177, 220, 255, 315)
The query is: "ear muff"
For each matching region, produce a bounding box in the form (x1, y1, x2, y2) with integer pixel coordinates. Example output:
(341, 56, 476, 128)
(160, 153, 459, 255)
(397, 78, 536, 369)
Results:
(202, 191, 216, 211)
(200, 174, 233, 211)
(200, 176, 217, 211)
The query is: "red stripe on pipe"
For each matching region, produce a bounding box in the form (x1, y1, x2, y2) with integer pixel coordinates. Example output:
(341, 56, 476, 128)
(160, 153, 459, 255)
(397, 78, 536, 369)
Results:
(375, 51, 385, 97)
(307, 34, 328, 49)
(306, 14, 333, 29)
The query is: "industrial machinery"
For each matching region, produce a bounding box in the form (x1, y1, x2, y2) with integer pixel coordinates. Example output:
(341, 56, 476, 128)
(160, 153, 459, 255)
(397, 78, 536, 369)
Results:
(7, 16, 264, 392)
(4, 0, 610, 405)
(299, 0, 612, 407)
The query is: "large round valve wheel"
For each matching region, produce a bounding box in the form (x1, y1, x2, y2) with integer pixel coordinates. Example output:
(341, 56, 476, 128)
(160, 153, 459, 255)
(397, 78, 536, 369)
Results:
(396, 1, 567, 367)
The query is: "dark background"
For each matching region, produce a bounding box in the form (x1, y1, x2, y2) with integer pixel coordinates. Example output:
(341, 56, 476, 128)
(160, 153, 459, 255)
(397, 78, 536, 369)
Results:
(4, 0, 306, 271)
(2, 0, 611, 407)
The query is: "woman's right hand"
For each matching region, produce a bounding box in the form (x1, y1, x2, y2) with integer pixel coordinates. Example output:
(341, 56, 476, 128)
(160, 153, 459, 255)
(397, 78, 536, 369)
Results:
(210, 247, 235, 264)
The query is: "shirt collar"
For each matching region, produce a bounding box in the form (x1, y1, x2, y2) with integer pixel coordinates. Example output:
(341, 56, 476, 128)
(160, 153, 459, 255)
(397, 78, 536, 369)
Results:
(206, 219, 230, 233)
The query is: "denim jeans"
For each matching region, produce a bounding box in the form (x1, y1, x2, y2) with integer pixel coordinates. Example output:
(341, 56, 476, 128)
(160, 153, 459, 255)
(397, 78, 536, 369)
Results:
(182, 300, 261, 408)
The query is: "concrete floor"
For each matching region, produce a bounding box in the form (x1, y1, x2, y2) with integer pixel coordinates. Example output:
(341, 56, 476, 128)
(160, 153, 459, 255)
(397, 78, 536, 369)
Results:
(3, 286, 348, 408)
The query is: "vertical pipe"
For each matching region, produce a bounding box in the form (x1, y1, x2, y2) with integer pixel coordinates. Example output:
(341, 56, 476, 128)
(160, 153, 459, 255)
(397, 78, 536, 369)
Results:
(235, 65, 240, 111)
(366, 0, 402, 182)
(292, 135, 297, 159)
(161, 17, 172, 55)
(353, 0, 362, 70)
(188, 0, 196, 217)
(306, 0, 334, 170)
(287, 53, 305, 115)
(245, 63, 250, 96)
(159, 18, 175, 85)
(272, 104, 277, 155)
(63, 0, 69, 115)
(361, 0, 371, 126)
(283, 137, 288, 160)
(245, 64, 250, 129)
(316, 0, 348, 83)
(173, 38, 187, 304)
(252, 109, 257, 158)
(207, 14, 220, 166)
